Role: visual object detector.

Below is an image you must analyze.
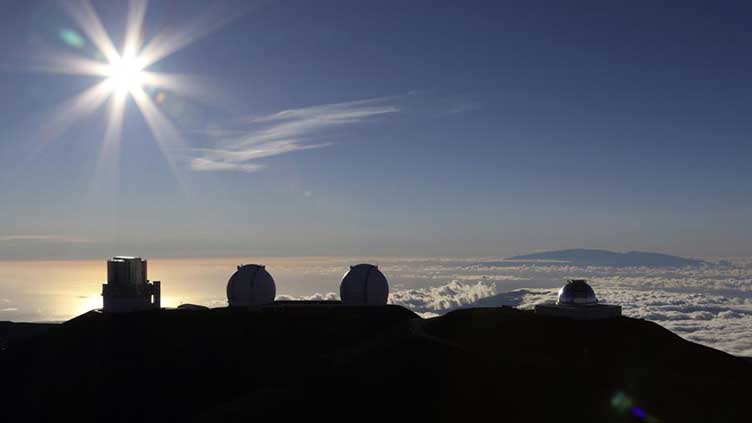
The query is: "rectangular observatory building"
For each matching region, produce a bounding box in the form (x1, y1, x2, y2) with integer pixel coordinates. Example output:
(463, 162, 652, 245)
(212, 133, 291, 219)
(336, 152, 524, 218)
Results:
(102, 256, 161, 313)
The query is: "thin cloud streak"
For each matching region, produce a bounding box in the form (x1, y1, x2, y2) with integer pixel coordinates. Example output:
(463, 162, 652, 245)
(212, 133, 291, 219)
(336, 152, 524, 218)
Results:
(191, 97, 399, 173)
(0, 235, 90, 243)
(189, 158, 265, 173)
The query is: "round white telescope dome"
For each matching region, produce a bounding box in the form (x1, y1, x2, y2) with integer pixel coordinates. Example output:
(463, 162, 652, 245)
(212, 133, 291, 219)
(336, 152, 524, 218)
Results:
(227, 264, 276, 306)
(557, 279, 598, 305)
(339, 263, 389, 305)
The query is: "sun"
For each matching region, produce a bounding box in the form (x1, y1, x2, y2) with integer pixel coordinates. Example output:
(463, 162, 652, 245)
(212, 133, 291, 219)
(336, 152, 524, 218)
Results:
(28, 1, 238, 192)
(30, 0, 232, 191)
(105, 54, 146, 96)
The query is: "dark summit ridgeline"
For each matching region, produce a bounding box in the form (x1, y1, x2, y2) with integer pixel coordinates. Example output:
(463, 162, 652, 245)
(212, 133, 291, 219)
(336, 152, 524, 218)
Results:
(475, 248, 707, 268)
(1, 305, 750, 422)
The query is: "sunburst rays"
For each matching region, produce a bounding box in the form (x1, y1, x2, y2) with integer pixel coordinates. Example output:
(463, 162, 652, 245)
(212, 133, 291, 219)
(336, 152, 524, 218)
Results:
(31, 0, 236, 191)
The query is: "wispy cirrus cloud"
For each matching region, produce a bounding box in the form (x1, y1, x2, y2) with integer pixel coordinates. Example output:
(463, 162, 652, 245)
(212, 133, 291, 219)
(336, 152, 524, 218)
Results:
(190, 97, 399, 173)
(0, 235, 90, 243)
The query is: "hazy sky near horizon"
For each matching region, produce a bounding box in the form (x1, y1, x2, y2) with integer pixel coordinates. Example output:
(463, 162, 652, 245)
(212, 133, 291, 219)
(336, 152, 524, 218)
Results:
(2, 256, 752, 356)
(0, 0, 751, 259)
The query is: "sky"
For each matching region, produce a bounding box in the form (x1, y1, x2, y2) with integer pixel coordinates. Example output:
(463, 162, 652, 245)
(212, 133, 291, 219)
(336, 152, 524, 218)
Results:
(0, 0, 751, 260)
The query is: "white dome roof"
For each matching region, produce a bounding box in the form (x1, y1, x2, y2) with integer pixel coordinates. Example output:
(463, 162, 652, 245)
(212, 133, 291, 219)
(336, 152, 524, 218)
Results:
(557, 279, 598, 305)
(339, 264, 389, 305)
(227, 264, 276, 306)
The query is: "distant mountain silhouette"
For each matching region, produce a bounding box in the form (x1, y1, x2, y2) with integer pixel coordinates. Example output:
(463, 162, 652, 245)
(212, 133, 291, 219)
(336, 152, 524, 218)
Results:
(477, 248, 707, 268)
(1, 305, 750, 422)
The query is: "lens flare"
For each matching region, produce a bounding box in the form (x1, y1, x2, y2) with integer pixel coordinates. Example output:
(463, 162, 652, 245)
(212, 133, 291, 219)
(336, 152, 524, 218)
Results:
(28, 0, 239, 192)
(59, 28, 85, 49)
(610, 391, 661, 422)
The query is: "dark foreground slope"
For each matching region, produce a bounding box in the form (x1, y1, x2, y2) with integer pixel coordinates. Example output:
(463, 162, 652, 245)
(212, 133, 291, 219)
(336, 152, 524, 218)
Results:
(0, 321, 56, 351)
(1, 306, 750, 422)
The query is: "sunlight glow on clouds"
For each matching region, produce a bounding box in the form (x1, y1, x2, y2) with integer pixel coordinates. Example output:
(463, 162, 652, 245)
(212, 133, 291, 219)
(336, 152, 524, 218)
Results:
(284, 258, 752, 356)
(3, 256, 751, 356)
(390, 280, 497, 315)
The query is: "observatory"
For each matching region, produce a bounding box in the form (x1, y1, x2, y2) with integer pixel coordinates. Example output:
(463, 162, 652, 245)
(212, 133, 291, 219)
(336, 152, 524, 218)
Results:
(340, 264, 389, 305)
(101, 256, 161, 313)
(534, 279, 621, 320)
(227, 264, 276, 306)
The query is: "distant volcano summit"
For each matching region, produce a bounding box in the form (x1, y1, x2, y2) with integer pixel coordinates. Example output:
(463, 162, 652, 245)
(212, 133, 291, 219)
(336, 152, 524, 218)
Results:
(488, 249, 707, 268)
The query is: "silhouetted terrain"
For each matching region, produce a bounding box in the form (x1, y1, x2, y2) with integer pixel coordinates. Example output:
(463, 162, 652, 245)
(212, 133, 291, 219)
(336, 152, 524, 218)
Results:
(476, 248, 707, 267)
(1, 305, 749, 422)
(0, 322, 56, 351)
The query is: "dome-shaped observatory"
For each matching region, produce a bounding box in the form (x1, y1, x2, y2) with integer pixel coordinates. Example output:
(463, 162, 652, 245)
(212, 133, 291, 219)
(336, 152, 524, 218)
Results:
(556, 279, 598, 305)
(339, 263, 389, 305)
(227, 264, 276, 306)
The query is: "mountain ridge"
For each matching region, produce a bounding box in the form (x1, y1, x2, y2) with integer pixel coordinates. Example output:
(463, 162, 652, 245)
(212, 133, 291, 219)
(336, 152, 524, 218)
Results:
(476, 248, 708, 268)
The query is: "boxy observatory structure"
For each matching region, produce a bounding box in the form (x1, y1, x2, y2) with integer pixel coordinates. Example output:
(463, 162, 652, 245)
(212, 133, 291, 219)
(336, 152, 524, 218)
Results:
(97, 258, 393, 312)
(101, 256, 161, 313)
(94, 258, 622, 323)
(534, 279, 621, 320)
(90, 255, 629, 323)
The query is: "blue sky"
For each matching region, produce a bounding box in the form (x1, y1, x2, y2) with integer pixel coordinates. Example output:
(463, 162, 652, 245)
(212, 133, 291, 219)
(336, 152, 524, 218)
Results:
(0, 0, 750, 259)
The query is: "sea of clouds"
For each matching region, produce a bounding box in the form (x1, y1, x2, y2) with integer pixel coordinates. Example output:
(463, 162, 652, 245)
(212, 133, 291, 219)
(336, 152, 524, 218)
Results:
(284, 257, 752, 357)
(3, 256, 751, 357)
